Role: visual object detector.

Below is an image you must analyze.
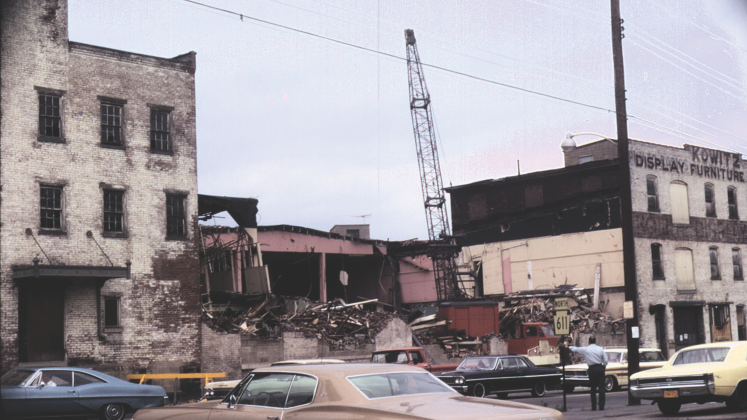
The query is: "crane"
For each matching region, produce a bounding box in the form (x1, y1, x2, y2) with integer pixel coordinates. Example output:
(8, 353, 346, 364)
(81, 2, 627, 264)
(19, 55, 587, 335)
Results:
(405, 29, 469, 301)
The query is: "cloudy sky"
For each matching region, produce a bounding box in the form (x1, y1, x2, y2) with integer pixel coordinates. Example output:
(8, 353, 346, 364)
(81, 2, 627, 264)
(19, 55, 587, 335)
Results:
(68, 0, 747, 241)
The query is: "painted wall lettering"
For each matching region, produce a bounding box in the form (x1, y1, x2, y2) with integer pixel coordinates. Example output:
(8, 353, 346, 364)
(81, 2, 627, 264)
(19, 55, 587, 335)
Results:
(633, 151, 746, 183)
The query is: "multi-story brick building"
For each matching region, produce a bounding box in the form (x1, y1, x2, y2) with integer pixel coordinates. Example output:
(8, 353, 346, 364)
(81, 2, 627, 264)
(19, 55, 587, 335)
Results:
(448, 135, 747, 358)
(0, 0, 201, 376)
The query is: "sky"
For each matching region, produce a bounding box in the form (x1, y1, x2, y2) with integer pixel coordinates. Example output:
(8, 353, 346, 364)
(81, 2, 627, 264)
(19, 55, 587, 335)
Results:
(68, 0, 747, 241)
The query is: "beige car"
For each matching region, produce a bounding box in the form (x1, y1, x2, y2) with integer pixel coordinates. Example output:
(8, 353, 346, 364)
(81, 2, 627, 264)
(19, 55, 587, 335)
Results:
(630, 341, 747, 415)
(202, 359, 345, 401)
(137, 363, 564, 420)
(562, 347, 666, 392)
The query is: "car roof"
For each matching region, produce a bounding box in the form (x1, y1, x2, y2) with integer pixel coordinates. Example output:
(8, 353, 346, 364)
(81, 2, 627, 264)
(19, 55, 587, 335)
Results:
(13, 367, 121, 382)
(675, 341, 747, 351)
(254, 363, 427, 377)
(271, 358, 345, 365)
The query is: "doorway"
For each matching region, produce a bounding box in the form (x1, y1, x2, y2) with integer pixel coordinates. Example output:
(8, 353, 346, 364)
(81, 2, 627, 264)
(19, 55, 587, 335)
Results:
(672, 305, 704, 351)
(652, 304, 668, 359)
(19, 281, 65, 362)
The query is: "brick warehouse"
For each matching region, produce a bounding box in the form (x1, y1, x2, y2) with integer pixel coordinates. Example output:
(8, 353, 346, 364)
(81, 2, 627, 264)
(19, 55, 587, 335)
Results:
(0, 0, 201, 377)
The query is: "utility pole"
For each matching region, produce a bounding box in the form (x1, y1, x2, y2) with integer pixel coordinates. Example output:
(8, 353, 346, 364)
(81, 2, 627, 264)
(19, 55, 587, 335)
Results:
(610, 0, 640, 405)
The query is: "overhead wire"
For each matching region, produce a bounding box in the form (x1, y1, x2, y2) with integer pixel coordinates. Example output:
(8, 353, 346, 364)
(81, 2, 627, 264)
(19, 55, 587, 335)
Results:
(180, 0, 746, 154)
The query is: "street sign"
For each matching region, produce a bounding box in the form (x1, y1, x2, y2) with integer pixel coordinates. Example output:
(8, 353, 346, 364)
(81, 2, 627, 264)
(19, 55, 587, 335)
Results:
(624, 301, 635, 319)
(555, 297, 568, 310)
(554, 310, 570, 335)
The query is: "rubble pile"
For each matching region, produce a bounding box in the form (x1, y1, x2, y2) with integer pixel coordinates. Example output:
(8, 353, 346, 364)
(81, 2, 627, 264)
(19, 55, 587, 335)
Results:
(499, 286, 624, 339)
(202, 292, 404, 349)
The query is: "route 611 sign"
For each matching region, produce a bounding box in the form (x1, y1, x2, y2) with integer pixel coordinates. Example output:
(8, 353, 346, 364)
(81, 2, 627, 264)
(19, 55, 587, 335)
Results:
(554, 297, 570, 334)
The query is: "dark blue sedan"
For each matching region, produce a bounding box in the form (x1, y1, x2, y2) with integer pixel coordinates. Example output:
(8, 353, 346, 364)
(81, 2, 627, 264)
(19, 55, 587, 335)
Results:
(1, 367, 168, 420)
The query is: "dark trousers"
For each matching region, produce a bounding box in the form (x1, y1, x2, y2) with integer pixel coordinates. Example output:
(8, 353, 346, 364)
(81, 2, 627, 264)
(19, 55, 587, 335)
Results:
(588, 364, 606, 410)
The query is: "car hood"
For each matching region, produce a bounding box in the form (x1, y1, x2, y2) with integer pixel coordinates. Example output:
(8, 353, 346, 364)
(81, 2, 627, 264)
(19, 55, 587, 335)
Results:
(365, 393, 563, 419)
(630, 364, 718, 380)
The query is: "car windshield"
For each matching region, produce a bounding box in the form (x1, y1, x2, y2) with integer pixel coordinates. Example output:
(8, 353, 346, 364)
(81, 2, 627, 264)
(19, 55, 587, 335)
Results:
(672, 347, 730, 365)
(349, 372, 453, 399)
(641, 351, 665, 362)
(1, 369, 37, 386)
(371, 351, 409, 364)
(456, 357, 497, 371)
(605, 351, 623, 363)
(541, 325, 555, 337)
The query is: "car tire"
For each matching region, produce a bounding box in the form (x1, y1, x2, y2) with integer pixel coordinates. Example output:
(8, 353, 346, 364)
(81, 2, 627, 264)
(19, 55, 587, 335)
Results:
(531, 380, 547, 397)
(657, 400, 681, 415)
(100, 403, 126, 420)
(562, 385, 575, 393)
(472, 382, 487, 398)
(604, 375, 617, 392)
(726, 383, 747, 412)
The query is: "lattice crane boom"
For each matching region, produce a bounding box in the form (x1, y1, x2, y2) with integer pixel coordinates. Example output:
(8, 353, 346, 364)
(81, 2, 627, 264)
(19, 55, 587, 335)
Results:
(405, 29, 467, 301)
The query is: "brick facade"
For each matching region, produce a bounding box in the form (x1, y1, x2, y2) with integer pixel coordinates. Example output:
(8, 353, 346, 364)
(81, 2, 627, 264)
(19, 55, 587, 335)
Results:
(1, 0, 201, 376)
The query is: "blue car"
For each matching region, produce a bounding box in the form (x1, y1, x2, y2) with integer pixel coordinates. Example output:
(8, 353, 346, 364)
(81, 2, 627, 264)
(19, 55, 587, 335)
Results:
(1, 367, 168, 420)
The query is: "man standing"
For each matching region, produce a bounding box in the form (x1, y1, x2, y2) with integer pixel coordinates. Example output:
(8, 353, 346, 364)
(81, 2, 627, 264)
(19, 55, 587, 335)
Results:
(564, 337, 608, 411)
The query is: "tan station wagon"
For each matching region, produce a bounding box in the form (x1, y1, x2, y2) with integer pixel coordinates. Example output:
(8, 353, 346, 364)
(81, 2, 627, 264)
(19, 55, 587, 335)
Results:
(562, 347, 666, 392)
(630, 341, 747, 415)
(136, 363, 565, 420)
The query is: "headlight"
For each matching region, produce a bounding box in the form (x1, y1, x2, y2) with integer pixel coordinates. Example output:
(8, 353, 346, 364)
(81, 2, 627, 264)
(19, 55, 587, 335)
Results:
(706, 373, 715, 394)
(630, 379, 638, 387)
(205, 389, 214, 396)
(455, 377, 464, 385)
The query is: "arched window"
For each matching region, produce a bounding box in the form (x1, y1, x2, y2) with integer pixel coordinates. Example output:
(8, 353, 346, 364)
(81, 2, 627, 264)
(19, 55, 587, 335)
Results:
(651, 243, 664, 279)
(705, 183, 716, 217)
(647, 175, 659, 212)
(728, 186, 739, 220)
(710, 246, 721, 280)
(670, 181, 690, 224)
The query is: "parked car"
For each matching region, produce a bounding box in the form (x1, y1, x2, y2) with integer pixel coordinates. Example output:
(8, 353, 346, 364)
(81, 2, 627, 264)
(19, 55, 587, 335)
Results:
(202, 358, 345, 400)
(1, 366, 168, 420)
(370, 347, 459, 373)
(435, 355, 562, 398)
(135, 363, 565, 420)
(630, 341, 747, 415)
(561, 347, 666, 392)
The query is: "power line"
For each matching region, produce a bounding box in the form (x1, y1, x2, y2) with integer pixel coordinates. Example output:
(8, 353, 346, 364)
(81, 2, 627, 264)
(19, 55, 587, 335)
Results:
(181, 0, 745, 154)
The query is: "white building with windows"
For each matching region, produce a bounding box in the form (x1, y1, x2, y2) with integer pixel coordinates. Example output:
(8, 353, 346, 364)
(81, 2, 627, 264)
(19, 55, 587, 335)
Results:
(1, 0, 201, 376)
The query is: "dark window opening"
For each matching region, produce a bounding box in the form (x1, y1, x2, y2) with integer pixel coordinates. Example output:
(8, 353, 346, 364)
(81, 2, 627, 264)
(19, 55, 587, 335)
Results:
(346, 229, 360, 238)
(39, 94, 61, 137)
(710, 304, 729, 329)
(710, 246, 721, 280)
(705, 183, 716, 217)
(166, 194, 186, 237)
(728, 187, 739, 220)
(104, 297, 120, 327)
(733, 248, 743, 281)
(100, 103, 122, 145)
(103, 190, 124, 233)
(647, 176, 659, 212)
(150, 110, 170, 152)
(651, 243, 664, 279)
(40, 186, 62, 230)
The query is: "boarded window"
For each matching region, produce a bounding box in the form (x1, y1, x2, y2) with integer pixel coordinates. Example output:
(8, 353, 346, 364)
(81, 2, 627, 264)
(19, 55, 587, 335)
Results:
(709, 304, 732, 342)
(651, 243, 664, 279)
(710, 247, 721, 280)
(728, 187, 739, 220)
(647, 176, 659, 212)
(674, 248, 695, 291)
(670, 182, 690, 224)
(705, 183, 716, 217)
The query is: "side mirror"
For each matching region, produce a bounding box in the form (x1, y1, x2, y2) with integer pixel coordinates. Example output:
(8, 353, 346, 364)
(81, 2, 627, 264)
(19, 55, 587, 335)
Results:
(38, 382, 46, 389)
(228, 395, 237, 408)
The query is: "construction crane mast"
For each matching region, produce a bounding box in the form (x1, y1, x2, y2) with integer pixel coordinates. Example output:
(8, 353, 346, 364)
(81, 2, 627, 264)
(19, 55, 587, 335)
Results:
(405, 29, 468, 302)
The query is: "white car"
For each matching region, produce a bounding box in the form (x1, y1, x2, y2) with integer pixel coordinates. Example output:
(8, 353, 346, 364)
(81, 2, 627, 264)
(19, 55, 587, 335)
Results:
(561, 347, 666, 392)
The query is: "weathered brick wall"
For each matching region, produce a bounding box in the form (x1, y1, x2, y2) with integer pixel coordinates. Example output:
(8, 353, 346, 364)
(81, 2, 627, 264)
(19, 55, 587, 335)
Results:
(630, 140, 747, 349)
(564, 139, 618, 167)
(201, 324, 242, 381)
(1, 0, 200, 374)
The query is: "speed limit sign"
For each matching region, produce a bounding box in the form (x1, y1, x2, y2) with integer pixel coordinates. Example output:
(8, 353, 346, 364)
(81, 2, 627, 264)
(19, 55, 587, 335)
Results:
(554, 310, 570, 335)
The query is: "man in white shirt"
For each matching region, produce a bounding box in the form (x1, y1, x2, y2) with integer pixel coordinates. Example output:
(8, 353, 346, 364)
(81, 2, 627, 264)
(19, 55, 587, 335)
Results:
(565, 336, 608, 411)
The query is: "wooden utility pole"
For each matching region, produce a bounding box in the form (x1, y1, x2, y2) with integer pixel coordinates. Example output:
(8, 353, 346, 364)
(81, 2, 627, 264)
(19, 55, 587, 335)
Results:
(610, 0, 640, 405)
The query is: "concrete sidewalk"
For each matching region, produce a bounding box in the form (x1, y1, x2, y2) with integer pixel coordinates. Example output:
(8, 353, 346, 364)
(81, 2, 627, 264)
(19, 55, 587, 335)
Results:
(557, 401, 740, 420)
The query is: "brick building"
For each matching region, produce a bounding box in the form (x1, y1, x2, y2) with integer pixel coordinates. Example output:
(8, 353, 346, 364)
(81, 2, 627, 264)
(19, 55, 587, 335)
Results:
(0, 0, 201, 376)
(447, 135, 747, 358)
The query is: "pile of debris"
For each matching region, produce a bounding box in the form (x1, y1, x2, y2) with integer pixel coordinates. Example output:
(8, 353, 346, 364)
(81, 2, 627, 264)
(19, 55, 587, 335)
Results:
(499, 286, 624, 339)
(202, 292, 405, 349)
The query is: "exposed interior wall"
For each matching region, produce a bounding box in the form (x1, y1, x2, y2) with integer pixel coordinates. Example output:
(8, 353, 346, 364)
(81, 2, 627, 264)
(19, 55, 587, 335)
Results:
(465, 228, 624, 296)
